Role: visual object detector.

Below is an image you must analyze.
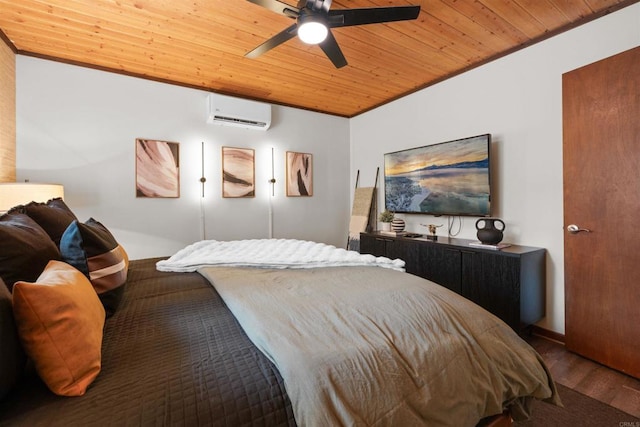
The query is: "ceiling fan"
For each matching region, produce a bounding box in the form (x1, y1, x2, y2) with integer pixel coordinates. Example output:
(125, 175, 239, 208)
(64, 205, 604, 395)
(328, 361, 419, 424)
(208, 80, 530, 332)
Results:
(245, 0, 421, 68)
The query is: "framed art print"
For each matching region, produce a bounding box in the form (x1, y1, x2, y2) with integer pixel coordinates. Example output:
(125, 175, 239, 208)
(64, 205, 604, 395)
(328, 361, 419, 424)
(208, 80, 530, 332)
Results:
(222, 146, 255, 198)
(135, 138, 180, 198)
(286, 151, 313, 196)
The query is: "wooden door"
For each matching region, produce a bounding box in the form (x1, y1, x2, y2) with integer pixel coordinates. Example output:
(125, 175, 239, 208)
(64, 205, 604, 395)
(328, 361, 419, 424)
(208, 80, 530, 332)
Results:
(563, 47, 640, 379)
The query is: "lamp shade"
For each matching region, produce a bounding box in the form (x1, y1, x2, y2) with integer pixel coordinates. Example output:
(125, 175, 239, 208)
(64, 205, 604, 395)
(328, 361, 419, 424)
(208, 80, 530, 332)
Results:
(0, 183, 65, 212)
(297, 13, 328, 45)
(298, 21, 328, 44)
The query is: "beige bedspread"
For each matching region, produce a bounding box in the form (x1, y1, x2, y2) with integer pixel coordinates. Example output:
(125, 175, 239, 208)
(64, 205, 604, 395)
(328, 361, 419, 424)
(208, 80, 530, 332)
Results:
(199, 266, 560, 427)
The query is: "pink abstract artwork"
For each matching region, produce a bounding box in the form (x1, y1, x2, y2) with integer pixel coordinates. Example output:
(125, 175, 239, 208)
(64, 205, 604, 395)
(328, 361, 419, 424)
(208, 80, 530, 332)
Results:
(136, 139, 180, 198)
(222, 147, 255, 198)
(286, 151, 313, 196)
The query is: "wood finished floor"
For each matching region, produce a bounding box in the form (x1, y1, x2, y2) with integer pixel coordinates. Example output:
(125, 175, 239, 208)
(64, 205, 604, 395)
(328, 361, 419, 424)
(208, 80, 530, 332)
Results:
(525, 334, 640, 418)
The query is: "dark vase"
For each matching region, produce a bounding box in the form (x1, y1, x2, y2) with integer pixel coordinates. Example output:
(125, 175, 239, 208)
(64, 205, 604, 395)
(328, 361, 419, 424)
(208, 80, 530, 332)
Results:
(475, 218, 505, 245)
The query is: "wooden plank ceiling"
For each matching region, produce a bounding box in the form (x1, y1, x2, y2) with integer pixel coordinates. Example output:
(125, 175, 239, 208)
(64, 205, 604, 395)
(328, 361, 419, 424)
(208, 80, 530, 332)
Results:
(0, 0, 635, 117)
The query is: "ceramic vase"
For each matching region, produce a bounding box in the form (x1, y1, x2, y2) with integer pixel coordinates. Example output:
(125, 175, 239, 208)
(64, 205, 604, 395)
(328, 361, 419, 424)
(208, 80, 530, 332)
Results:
(391, 218, 405, 232)
(475, 218, 505, 245)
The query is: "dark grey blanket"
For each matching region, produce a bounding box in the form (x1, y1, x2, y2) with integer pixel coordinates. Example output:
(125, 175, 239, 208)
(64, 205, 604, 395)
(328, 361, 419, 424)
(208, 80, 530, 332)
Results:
(0, 258, 295, 426)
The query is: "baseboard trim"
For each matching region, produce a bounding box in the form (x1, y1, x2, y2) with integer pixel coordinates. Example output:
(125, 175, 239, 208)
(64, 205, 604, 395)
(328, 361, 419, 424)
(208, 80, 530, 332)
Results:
(531, 325, 565, 344)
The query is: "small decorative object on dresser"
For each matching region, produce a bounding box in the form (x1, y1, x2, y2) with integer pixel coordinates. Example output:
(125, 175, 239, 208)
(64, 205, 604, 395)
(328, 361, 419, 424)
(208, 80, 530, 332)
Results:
(378, 210, 394, 231)
(391, 218, 405, 232)
(476, 218, 505, 245)
(422, 223, 442, 241)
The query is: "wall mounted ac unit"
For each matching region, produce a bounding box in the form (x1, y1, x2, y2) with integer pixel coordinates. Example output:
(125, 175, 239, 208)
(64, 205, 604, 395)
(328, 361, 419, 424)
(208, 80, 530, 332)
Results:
(207, 93, 271, 131)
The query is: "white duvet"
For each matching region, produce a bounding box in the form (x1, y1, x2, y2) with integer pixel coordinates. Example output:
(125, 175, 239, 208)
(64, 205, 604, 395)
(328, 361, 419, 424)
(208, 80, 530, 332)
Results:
(156, 238, 405, 272)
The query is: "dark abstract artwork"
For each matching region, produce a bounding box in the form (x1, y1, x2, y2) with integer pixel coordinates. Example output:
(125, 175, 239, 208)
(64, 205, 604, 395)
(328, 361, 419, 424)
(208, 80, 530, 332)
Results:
(286, 152, 313, 197)
(135, 139, 180, 198)
(222, 147, 255, 198)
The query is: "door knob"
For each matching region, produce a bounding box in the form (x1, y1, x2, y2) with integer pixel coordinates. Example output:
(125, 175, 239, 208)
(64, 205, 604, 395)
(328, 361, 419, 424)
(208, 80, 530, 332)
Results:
(567, 224, 591, 234)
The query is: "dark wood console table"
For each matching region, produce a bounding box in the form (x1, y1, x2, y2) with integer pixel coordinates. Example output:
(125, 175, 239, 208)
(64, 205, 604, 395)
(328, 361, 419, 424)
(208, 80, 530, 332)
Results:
(360, 232, 546, 330)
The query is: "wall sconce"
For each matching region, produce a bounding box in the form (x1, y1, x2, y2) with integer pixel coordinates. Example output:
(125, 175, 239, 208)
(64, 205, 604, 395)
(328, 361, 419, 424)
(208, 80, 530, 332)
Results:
(200, 141, 207, 198)
(268, 147, 277, 239)
(200, 141, 207, 241)
(0, 182, 65, 213)
(269, 147, 276, 197)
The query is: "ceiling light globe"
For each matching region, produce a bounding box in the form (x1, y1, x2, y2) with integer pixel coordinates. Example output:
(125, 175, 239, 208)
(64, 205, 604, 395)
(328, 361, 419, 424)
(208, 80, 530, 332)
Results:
(298, 21, 328, 45)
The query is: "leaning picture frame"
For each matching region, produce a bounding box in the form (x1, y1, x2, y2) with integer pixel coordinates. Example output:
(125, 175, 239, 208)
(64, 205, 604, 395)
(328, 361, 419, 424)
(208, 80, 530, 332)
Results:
(222, 146, 255, 198)
(286, 151, 313, 197)
(135, 138, 180, 198)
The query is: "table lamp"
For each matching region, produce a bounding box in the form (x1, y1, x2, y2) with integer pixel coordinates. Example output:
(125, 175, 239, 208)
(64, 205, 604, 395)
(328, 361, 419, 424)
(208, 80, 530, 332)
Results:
(0, 183, 65, 213)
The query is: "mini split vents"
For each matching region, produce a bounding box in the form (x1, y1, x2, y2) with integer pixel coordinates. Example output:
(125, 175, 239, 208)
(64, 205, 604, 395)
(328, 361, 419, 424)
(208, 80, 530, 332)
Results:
(207, 93, 272, 130)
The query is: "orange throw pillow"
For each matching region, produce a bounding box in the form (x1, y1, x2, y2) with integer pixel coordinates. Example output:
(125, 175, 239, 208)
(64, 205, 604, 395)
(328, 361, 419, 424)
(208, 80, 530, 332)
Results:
(12, 260, 105, 396)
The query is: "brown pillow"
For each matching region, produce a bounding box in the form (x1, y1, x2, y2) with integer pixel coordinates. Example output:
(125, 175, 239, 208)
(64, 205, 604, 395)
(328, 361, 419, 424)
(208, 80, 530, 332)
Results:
(12, 261, 105, 397)
(0, 279, 26, 401)
(0, 212, 61, 292)
(10, 198, 77, 247)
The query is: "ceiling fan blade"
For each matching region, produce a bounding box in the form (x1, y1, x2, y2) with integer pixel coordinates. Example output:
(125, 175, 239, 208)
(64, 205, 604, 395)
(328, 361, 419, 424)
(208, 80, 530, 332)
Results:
(247, 0, 300, 18)
(245, 24, 298, 59)
(328, 5, 420, 28)
(319, 30, 347, 68)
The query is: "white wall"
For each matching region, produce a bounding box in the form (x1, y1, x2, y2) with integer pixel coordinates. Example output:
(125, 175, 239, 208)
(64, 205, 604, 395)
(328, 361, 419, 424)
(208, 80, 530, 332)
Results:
(350, 4, 639, 334)
(16, 58, 351, 258)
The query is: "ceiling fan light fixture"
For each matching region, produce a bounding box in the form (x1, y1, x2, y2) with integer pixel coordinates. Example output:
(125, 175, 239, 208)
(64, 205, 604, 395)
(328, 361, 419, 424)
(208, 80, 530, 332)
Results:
(246, 1, 421, 68)
(297, 19, 328, 45)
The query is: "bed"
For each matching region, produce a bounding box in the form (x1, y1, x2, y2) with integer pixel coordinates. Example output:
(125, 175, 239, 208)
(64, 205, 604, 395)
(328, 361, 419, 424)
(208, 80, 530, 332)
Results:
(1, 257, 296, 426)
(0, 201, 560, 426)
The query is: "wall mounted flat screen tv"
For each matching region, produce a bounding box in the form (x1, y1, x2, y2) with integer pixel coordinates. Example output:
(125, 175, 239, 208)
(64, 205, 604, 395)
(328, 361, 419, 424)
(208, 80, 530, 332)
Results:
(384, 134, 492, 217)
